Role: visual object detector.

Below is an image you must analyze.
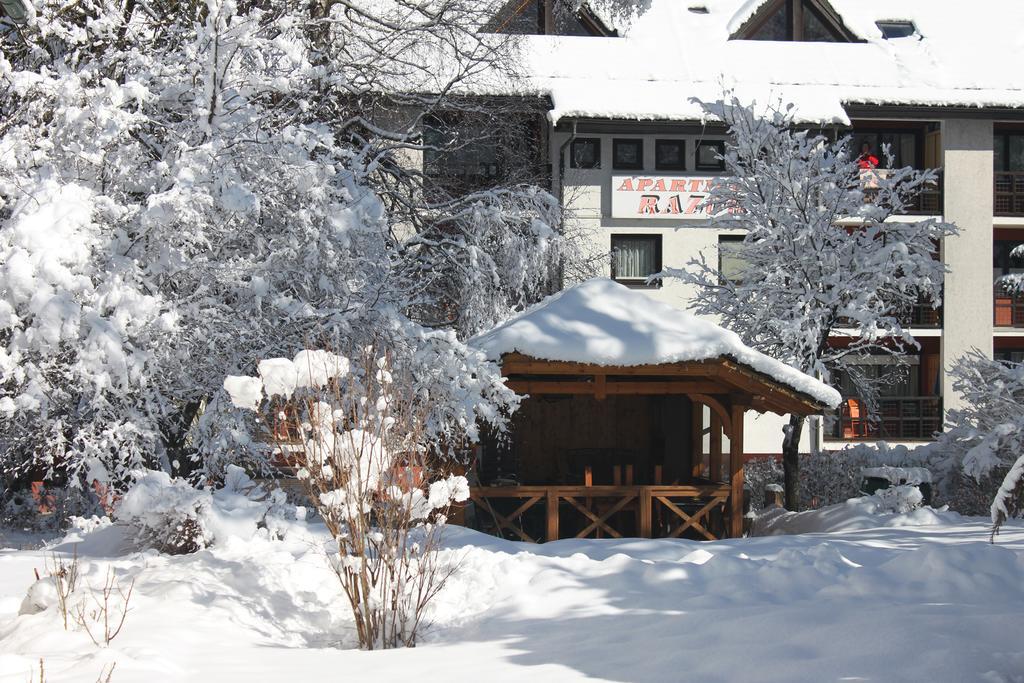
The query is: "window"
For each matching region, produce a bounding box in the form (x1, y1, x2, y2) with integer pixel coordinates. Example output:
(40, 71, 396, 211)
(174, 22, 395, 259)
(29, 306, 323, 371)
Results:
(747, 1, 787, 40)
(717, 235, 747, 284)
(422, 114, 542, 198)
(852, 131, 918, 169)
(695, 140, 725, 171)
(995, 349, 1024, 365)
(994, 134, 1024, 172)
(611, 235, 662, 286)
(570, 138, 601, 169)
(994, 239, 1024, 284)
(801, 5, 844, 42)
(655, 139, 686, 171)
(736, 0, 858, 42)
(876, 21, 917, 39)
(613, 139, 644, 170)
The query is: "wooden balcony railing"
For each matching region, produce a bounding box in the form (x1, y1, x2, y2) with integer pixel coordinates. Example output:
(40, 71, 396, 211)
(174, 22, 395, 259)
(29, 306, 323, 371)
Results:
(995, 284, 1024, 327)
(468, 484, 733, 542)
(995, 171, 1024, 216)
(832, 396, 942, 441)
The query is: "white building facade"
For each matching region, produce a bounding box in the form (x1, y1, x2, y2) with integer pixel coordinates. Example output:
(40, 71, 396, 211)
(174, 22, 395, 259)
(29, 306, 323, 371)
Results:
(452, 0, 1024, 456)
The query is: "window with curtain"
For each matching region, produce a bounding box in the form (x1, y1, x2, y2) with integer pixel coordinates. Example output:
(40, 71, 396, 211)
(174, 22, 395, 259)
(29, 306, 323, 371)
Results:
(717, 235, 748, 284)
(611, 235, 661, 285)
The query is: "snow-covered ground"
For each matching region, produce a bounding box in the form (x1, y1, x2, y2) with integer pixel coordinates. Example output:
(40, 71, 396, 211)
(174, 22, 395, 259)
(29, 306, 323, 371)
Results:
(2, 504, 1023, 683)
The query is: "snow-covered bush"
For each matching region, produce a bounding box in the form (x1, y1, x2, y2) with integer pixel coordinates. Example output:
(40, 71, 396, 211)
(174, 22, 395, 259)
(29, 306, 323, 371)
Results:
(746, 443, 949, 513)
(115, 465, 296, 554)
(0, 484, 103, 532)
(870, 485, 924, 514)
(937, 350, 1024, 536)
(116, 471, 213, 554)
(225, 344, 477, 649)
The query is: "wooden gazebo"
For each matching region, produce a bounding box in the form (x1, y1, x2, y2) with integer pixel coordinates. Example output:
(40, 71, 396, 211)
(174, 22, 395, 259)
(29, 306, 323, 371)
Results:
(467, 279, 839, 542)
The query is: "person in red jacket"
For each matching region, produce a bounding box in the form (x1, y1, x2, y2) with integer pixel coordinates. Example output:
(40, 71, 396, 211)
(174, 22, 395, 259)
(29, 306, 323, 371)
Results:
(857, 141, 880, 170)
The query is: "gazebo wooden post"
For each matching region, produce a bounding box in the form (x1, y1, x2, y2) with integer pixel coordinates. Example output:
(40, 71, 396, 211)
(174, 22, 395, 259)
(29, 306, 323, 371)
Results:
(728, 400, 747, 538)
(546, 488, 559, 541)
(690, 399, 704, 478)
(709, 412, 723, 482)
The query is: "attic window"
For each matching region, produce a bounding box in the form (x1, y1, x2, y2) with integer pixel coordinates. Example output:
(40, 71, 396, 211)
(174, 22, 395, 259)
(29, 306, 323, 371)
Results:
(733, 0, 860, 43)
(876, 20, 917, 39)
(688, 5, 709, 14)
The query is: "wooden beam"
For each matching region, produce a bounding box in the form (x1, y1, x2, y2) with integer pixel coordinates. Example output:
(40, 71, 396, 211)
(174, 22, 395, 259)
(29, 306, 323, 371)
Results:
(729, 402, 746, 539)
(594, 373, 607, 400)
(506, 380, 723, 396)
(709, 411, 723, 483)
(501, 353, 721, 377)
(546, 488, 559, 542)
(691, 399, 704, 478)
(690, 393, 733, 435)
(715, 362, 822, 416)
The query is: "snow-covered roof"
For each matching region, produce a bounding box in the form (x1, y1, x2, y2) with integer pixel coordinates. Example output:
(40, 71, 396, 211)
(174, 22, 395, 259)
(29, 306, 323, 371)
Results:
(470, 278, 841, 407)
(502, 0, 1024, 125)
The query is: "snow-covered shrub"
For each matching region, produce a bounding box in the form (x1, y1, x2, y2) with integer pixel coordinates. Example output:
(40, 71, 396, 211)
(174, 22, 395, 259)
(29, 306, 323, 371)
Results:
(115, 465, 294, 554)
(226, 344, 476, 649)
(870, 485, 925, 514)
(937, 350, 1024, 536)
(746, 444, 952, 513)
(0, 485, 103, 532)
(116, 471, 213, 554)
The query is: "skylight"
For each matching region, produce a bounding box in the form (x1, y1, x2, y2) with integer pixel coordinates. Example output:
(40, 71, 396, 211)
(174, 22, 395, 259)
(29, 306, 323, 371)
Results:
(876, 20, 918, 39)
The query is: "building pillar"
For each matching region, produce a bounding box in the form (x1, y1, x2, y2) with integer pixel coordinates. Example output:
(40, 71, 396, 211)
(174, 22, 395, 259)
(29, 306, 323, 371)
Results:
(941, 119, 994, 414)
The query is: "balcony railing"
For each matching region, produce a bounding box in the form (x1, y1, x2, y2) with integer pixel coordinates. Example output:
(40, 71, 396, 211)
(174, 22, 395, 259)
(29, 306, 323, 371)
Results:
(837, 298, 941, 329)
(831, 396, 942, 441)
(859, 169, 942, 216)
(898, 300, 941, 328)
(995, 171, 1024, 216)
(994, 284, 1024, 327)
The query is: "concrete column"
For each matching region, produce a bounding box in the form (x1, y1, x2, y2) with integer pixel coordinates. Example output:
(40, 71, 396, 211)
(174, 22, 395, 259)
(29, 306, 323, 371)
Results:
(941, 119, 994, 414)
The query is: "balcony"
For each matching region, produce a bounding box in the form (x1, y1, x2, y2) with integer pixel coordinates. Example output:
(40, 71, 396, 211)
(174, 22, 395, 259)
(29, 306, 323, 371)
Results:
(837, 298, 941, 330)
(898, 300, 941, 328)
(859, 169, 942, 216)
(831, 396, 942, 442)
(994, 284, 1024, 327)
(995, 171, 1024, 216)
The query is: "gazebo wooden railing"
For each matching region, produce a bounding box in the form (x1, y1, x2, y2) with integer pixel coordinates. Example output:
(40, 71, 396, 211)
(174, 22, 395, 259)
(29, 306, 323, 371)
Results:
(470, 483, 732, 543)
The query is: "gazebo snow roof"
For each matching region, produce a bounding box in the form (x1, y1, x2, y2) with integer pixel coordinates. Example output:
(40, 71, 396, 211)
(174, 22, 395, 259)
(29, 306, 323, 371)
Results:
(471, 278, 841, 408)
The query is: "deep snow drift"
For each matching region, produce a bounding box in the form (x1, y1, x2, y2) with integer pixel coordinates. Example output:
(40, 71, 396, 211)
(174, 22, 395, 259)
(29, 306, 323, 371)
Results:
(2, 503, 1023, 683)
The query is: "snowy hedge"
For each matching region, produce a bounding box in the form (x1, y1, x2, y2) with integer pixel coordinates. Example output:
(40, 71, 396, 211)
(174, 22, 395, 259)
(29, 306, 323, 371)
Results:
(745, 442, 1002, 516)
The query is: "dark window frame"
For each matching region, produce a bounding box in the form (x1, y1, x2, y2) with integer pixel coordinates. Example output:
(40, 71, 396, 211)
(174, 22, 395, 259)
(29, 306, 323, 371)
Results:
(876, 20, 917, 40)
(695, 140, 726, 171)
(570, 137, 602, 169)
(654, 139, 687, 171)
(994, 132, 1024, 172)
(610, 234, 663, 288)
(717, 234, 746, 285)
(612, 138, 645, 171)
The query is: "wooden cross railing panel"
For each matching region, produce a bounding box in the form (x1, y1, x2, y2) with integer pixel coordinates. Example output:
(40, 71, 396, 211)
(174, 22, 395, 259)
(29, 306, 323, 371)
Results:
(468, 485, 733, 542)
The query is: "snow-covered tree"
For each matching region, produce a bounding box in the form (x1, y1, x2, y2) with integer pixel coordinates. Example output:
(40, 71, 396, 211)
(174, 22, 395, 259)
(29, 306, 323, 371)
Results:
(938, 350, 1024, 538)
(662, 97, 956, 510)
(0, 0, 571, 497)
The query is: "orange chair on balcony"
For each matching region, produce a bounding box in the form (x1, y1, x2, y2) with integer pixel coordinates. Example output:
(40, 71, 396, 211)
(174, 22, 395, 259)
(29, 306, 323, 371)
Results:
(995, 294, 1014, 327)
(842, 398, 870, 439)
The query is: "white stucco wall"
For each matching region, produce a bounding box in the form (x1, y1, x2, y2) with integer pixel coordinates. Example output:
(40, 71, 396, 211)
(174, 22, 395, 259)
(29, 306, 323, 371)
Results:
(941, 119, 995, 412)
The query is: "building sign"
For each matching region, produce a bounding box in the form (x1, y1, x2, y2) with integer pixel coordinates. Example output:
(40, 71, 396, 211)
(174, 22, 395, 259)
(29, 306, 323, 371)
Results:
(611, 175, 722, 220)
